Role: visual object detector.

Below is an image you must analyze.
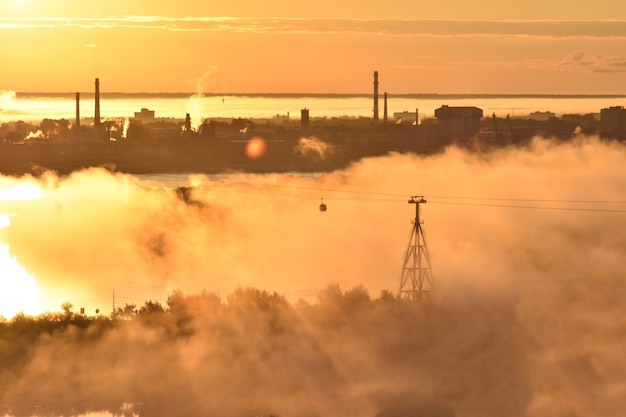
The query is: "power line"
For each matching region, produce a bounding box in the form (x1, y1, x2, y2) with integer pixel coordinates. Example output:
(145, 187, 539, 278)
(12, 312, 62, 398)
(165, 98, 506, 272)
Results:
(203, 179, 626, 206)
(429, 200, 626, 213)
(142, 174, 626, 213)
(429, 195, 626, 205)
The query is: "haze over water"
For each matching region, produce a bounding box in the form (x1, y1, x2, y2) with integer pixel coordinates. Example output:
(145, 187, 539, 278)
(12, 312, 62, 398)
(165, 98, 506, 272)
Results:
(2, 92, 626, 123)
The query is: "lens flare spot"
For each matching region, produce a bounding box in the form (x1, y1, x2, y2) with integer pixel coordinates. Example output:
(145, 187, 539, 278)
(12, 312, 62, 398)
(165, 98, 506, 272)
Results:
(245, 137, 266, 160)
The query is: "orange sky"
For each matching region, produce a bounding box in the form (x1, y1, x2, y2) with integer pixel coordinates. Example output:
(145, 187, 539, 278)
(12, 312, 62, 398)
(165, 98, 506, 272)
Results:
(1, 0, 626, 93)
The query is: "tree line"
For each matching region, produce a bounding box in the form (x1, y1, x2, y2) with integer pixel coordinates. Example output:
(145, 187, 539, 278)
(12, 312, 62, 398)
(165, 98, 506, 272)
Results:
(0, 285, 463, 417)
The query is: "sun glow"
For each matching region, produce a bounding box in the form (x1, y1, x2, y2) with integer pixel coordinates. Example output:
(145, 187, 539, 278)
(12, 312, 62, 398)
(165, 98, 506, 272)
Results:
(0, 182, 42, 319)
(0, 182, 41, 200)
(0, 241, 39, 318)
(0, 0, 31, 15)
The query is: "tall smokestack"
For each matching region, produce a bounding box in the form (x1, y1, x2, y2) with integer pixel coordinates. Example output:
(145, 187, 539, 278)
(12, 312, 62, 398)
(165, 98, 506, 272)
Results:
(373, 71, 379, 123)
(383, 92, 388, 124)
(75, 92, 80, 128)
(94, 78, 100, 127)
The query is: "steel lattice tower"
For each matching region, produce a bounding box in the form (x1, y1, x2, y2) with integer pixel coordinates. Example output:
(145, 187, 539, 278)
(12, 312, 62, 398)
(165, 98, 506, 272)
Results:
(399, 196, 434, 302)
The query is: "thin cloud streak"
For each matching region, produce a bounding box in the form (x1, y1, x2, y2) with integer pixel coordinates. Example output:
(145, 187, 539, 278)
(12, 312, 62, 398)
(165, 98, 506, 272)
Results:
(1, 16, 626, 38)
(453, 51, 626, 74)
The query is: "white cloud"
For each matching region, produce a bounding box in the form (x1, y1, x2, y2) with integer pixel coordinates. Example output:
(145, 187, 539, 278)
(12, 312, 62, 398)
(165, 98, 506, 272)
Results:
(451, 51, 626, 74)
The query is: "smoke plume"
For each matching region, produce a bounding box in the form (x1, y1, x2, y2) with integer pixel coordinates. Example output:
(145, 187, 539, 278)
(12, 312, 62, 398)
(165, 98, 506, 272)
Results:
(0, 136, 625, 417)
(295, 137, 336, 160)
(187, 67, 219, 130)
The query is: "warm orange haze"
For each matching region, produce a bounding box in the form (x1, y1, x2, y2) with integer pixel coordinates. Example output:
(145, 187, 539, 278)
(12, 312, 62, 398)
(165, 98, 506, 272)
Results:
(2, 1, 626, 417)
(1, 0, 626, 94)
(1, 140, 626, 417)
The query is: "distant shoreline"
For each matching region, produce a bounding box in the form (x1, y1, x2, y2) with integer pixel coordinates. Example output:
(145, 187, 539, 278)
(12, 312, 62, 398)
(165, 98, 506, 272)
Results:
(13, 92, 626, 100)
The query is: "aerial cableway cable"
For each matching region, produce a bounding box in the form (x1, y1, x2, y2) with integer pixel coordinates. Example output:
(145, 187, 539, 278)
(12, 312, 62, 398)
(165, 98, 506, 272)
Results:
(155, 175, 626, 214)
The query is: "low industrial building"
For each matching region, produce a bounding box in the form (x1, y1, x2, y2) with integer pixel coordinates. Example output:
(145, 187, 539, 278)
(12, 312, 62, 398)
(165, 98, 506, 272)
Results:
(393, 111, 418, 124)
(434, 105, 483, 135)
(133, 108, 156, 124)
(528, 111, 556, 121)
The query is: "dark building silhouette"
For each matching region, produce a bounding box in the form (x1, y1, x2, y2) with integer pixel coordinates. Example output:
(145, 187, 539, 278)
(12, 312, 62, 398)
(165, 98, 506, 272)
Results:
(600, 106, 625, 137)
(394, 110, 418, 124)
(435, 105, 483, 135)
(528, 110, 556, 121)
(133, 108, 156, 123)
(301, 108, 310, 131)
(75, 92, 80, 128)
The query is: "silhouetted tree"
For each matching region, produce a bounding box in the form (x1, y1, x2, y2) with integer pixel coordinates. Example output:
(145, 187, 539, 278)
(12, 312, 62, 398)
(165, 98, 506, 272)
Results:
(139, 300, 165, 316)
(61, 301, 74, 321)
(561, 113, 599, 135)
(197, 119, 216, 138)
(40, 119, 56, 139)
(166, 289, 222, 335)
(318, 284, 370, 312)
(226, 286, 289, 311)
(231, 118, 255, 132)
(124, 121, 148, 141)
(112, 303, 137, 320)
(377, 289, 398, 304)
(9, 311, 33, 323)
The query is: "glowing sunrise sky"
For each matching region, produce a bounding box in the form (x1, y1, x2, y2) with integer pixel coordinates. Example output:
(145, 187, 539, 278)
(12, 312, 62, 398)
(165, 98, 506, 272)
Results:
(1, 0, 626, 93)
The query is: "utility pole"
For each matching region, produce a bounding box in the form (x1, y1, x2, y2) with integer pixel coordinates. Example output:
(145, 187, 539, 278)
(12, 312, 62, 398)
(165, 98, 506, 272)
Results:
(492, 112, 499, 140)
(399, 196, 434, 302)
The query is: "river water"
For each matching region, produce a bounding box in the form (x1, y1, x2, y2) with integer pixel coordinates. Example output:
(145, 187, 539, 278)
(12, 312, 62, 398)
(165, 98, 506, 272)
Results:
(2, 92, 626, 124)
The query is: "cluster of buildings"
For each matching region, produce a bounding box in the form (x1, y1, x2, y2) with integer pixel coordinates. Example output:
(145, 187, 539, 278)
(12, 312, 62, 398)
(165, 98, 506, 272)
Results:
(79, 74, 626, 140)
(369, 71, 626, 139)
(423, 104, 625, 138)
(370, 71, 484, 136)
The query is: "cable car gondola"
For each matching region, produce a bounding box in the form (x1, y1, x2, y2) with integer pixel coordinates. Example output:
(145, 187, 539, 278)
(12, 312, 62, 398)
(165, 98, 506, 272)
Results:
(319, 198, 327, 212)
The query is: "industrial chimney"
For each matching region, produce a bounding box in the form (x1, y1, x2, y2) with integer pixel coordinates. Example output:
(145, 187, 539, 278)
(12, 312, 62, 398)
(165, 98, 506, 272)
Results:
(373, 71, 379, 123)
(183, 113, 192, 132)
(75, 92, 80, 128)
(94, 78, 101, 127)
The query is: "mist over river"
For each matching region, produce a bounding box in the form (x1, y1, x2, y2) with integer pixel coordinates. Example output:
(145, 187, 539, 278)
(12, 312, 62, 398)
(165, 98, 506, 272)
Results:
(0, 136, 625, 417)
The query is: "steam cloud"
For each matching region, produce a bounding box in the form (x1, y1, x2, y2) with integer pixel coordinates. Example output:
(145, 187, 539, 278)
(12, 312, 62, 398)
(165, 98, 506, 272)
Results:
(295, 137, 336, 160)
(1, 90, 16, 106)
(187, 67, 219, 130)
(0, 136, 625, 417)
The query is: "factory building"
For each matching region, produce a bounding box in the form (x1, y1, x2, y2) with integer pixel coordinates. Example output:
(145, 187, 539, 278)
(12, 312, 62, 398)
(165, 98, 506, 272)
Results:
(528, 111, 556, 121)
(434, 105, 483, 135)
(133, 108, 156, 123)
(394, 111, 419, 124)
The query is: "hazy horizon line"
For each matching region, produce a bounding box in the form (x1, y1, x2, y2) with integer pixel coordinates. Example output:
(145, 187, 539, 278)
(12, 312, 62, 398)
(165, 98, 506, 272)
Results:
(12, 91, 626, 99)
